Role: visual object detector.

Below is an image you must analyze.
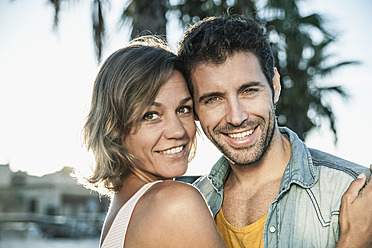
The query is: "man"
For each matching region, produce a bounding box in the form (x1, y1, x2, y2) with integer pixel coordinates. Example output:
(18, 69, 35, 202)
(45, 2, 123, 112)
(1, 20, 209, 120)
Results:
(178, 15, 372, 247)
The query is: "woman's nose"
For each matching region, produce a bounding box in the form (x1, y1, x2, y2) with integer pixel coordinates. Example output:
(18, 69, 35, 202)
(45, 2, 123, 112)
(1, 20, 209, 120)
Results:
(164, 115, 187, 139)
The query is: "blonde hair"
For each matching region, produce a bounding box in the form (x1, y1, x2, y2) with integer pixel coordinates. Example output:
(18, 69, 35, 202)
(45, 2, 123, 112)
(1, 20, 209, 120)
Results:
(83, 36, 192, 194)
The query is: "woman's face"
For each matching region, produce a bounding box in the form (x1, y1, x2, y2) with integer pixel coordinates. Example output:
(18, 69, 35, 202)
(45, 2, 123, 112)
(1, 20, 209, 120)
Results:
(125, 70, 196, 180)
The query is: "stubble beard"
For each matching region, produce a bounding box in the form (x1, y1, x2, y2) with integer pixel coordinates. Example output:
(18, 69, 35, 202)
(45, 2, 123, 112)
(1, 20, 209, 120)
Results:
(206, 109, 276, 166)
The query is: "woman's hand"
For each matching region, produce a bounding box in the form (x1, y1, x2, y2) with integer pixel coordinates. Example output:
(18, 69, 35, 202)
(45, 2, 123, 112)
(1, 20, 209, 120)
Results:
(337, 165, 372, 248)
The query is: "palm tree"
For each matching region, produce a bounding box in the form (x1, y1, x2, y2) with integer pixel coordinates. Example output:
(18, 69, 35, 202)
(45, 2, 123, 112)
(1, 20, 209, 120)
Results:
(48, 0, 168, 62)
(47, 0, 357, 141)
(122, 0, 167, 41)
(261, 0, 357, 141)
(173, 0, 256, 22)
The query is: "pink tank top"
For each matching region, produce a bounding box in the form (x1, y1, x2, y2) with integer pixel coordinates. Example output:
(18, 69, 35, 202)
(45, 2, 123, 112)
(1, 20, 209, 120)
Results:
(100, 181, 162, 248)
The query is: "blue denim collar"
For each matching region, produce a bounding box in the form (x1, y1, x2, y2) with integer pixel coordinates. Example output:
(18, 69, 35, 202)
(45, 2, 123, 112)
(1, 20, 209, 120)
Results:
(206, 127, 318, 193)
(277, 127, 318, 198)
(207, 156, 230, 193)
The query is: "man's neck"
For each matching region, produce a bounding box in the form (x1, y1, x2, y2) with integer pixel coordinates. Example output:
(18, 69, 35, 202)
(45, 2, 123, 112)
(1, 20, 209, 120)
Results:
(221, 127, 292, 226)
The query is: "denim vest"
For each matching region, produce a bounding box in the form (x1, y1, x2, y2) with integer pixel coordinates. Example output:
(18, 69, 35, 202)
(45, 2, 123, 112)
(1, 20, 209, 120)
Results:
(194, 127, 371, 247)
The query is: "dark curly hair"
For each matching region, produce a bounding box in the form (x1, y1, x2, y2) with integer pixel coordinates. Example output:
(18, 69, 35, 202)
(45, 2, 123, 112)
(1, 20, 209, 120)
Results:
(178, 15, 275, 95)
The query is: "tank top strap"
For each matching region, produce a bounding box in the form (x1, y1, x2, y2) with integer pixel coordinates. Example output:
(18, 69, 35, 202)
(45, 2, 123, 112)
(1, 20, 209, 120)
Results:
(101, 180, 162, 248)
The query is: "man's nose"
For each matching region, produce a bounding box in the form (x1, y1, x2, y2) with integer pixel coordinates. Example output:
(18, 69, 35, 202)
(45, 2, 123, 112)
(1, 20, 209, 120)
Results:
(225, 98, 248, 127)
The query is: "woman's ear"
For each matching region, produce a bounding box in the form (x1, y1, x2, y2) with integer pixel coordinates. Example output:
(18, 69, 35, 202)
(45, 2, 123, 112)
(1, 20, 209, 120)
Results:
(273, 67, 281, 103)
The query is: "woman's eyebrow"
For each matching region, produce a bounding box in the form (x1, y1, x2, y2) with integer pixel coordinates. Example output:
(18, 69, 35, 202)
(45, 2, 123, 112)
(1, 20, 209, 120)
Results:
(180, 96, 193, 105)
(151, 102, 162, 107)
(151, 96, 192, 107)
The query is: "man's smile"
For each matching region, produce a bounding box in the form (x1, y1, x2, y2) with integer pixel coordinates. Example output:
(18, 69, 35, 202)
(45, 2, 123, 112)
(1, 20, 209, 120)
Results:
(225, 128, 255, 140)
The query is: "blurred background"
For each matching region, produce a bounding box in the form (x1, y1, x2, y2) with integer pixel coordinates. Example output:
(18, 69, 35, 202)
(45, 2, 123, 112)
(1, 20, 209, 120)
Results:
(0, 0, 371, 246)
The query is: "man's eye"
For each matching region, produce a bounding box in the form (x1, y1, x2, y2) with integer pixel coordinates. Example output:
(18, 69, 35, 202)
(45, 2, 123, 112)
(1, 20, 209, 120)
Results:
(177, 106, 192, 115)
(143, 112, 160, 121)
(206, 96, 219, 104)
(243, 88, 257, 95)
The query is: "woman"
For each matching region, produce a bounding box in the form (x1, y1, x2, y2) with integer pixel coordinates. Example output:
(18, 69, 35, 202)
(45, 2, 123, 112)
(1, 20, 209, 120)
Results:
(83, 36, 226, 248)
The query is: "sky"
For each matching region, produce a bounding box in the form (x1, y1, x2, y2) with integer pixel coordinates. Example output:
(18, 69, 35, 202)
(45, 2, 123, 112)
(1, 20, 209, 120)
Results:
(0, 0, 371, 177)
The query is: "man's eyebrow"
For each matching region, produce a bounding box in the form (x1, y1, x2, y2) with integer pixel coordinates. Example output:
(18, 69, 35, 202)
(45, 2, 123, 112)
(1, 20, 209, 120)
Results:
(238, 81, 264, 92)
(197, 81, 265, 103)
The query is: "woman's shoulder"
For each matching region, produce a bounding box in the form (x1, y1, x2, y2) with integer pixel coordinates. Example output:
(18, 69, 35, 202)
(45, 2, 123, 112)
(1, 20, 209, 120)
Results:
(124, 180, 225, 247)
(142, 180, 206, 211)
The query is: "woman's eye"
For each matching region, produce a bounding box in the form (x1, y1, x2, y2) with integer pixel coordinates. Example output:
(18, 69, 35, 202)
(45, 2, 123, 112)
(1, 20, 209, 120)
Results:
(177, 106, 192, 115)
(143, 112, 160, 121)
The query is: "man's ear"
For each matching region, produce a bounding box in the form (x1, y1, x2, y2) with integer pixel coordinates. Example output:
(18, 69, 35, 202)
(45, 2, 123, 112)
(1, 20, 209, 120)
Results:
(273, 67, 281, 103)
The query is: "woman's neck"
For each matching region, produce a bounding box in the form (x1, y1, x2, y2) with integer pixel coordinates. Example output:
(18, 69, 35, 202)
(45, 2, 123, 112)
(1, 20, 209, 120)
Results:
(130, 167, 160, 183)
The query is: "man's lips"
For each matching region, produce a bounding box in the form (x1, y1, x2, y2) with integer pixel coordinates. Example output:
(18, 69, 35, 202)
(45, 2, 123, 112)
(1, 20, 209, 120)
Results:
(221, 127, 258, 146)
(225, 128, 254, 139)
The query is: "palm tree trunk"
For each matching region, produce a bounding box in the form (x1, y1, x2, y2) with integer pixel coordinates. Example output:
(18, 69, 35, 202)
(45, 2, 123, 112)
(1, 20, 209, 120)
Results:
(130, 0, 168, 39)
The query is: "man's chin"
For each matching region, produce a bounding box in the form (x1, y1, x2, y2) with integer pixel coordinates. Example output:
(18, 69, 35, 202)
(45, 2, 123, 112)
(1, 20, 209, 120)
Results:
(221, 149, 263, 166)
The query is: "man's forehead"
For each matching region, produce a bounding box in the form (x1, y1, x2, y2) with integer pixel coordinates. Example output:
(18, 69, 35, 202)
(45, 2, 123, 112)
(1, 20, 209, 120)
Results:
(190, 52, 263, 81)
(190, 61, 218, 76)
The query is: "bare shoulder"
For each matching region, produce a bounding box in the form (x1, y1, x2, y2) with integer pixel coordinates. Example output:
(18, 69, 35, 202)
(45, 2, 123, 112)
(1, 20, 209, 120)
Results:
(148, 180, 206, 206)
(139, 180, 210, 221)
(125, 180, 226, 248)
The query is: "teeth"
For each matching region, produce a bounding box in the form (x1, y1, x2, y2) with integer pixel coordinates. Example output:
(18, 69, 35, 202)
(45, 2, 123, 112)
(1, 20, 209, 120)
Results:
(228, 129, 254, 139)
(160, 146, 184, 154)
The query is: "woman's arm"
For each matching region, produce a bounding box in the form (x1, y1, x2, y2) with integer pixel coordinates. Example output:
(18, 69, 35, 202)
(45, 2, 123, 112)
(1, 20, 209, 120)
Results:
(125, 180, 226, 248)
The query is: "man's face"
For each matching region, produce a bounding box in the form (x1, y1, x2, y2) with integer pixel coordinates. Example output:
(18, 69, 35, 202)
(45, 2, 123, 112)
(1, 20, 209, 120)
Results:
(191, 52, 280, 165)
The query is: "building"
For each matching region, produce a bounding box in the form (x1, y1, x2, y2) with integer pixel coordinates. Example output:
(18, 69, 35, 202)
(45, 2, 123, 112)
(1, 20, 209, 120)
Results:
(0, 164, 109, 238)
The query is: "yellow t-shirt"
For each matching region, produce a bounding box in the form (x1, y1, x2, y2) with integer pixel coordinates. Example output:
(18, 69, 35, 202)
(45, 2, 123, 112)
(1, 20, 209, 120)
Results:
(215, 208, 267, 248)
